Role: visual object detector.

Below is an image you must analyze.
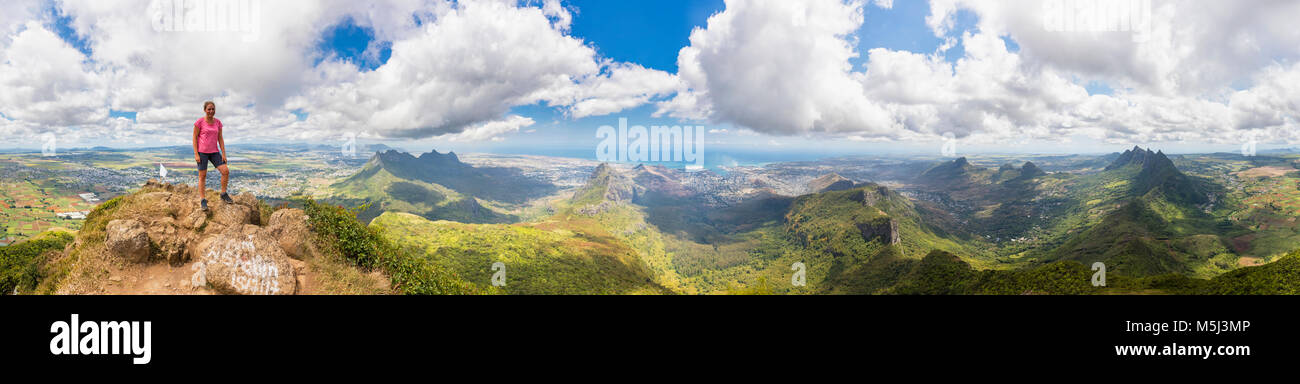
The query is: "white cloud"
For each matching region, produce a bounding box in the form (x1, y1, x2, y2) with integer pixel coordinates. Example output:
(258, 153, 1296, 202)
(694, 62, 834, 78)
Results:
(441, 114, 534, 142)
(930, 0, 1300, 96)
(0, 22, 107, 127)
(659, 0, 895, 137)
(541, 0, 572, 31)
(561, 62, 680, 119)
(290, 0, 674, 140)
(652, 0, 1300, 146)
(0, 0, 672, 146)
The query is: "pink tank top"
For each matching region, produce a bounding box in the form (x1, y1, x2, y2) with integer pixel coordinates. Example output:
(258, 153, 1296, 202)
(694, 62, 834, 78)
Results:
(196, 118, 222, 153)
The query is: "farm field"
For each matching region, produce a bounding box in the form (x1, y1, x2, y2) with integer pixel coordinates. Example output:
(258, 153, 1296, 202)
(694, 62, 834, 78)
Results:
(0, 179, 95, 243)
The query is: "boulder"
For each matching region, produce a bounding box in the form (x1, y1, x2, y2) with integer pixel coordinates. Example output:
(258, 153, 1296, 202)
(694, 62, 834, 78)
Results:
(211, 202, 253, 228)
(232, 193, 263, 225)
(105, 219, 150, 263)
(181, 208, 207, 231)
(191, 225, 297, 295)
(145, 217, 196, 265)
(266, 209, 311, 259)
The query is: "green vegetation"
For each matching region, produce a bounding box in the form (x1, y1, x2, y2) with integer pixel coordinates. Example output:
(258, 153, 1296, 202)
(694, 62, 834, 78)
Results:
(785, 186, 985, 260)
(371, 211, 670, 294)
(301, 198, 485, 295)
(328, 154, 518, 224)
(1194, 249, 1300, 294)
(1, 230, 74, 294)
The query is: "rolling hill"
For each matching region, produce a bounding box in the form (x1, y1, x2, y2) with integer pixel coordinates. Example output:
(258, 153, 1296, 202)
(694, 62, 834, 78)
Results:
(328, 150, 547, 224)
(371, 211, 671, 294)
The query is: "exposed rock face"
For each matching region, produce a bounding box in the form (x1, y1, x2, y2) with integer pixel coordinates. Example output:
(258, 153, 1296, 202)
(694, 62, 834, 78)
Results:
(144, 216, 196, 265)
(851, 186, 888, 207)
(266, 209, 311, 260)
(209, 200, 254, 232)
(93, 180, 311, 295)
(577, 201, 617, 216)
(857, 217, 901, 246)
(105, 219, 150, 263)
(191, 225, 297, 295)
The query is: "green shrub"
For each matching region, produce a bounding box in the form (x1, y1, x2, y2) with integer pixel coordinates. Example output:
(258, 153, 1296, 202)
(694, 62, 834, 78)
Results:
(1, 231, 75, 294)
(300, 198, 482, 294)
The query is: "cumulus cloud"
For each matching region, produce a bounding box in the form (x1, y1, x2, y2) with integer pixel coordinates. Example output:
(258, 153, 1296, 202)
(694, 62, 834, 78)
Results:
(559, 62, 681, 119)
(659, 0, 895, 137)
(317, 0, 601, 139)
(441, 114, 534, 142)
(652, 0, 1300, 145)
(917, 0, 1300, 144)
(0, 22, 107, 127)
(0, 0, 676, 146)
(302, 0, 677, 139)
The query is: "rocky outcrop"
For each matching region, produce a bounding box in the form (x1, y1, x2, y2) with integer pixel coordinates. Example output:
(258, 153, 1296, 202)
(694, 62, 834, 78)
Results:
(145, 216, 196, 265)
(850, 186, 889, 207)
(857, 217, 901, 246)
(191, 224, 297, 295)
(265, 209, 311, 260)
(93, 180, 306, 295)
(105, 219, 150, 263)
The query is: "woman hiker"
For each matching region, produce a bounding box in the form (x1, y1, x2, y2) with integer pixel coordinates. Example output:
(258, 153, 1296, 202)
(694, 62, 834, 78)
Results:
(192, 100, 231, 211)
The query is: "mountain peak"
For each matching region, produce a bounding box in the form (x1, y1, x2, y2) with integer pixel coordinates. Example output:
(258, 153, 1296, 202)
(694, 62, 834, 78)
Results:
(808, 173, 854, 193)
(919, 157, 976, 184)
(1020, 161, 1045, 178)
(417, 149, 462, 165)
(1105, 146, 1169, 171)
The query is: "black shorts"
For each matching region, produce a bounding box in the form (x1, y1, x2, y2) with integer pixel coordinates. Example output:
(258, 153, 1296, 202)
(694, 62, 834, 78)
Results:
(197, 152, 226, 171)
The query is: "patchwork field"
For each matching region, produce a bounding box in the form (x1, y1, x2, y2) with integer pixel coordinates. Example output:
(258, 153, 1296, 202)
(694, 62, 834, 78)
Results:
(0, 180, 94, 242)
(1224, 166, 1300, 261)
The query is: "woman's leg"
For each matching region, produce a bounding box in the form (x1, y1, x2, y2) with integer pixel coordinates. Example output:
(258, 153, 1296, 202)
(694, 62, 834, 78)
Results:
(197, 169, 207, 200)
(217, 164, 229, 195)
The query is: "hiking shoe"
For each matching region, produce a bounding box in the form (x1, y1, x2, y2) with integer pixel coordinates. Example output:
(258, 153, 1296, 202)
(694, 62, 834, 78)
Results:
(200, 199, 209, 211)
(220, 193, 233, 203)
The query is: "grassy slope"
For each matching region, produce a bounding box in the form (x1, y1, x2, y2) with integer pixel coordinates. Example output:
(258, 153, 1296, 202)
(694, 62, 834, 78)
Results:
(1046, 167, 1235, 278)
(371, 211, 670, 294)
(329, 162, 515, 224)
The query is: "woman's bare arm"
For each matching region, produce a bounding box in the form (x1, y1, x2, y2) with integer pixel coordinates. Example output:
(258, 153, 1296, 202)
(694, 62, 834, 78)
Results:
(193, 122, 201, 162)
(218, 128, 227, 162)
